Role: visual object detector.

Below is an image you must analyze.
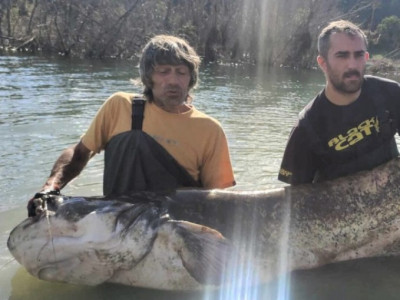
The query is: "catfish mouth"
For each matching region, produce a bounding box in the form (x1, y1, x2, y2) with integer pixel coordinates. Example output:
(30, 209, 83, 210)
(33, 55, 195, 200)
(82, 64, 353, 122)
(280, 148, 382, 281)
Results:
(36, 258, 76, 280)
(35, 253, 114, 285)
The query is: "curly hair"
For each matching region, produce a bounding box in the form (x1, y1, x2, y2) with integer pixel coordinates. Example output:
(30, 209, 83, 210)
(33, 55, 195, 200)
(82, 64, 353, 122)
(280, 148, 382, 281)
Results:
(139, 35, 201, 102)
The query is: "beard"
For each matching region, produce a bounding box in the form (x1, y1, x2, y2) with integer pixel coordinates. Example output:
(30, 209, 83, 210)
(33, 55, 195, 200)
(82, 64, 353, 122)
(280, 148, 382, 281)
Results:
(152, 84, 189, 111)
(326, 64, 365, 94)
(162, 86, 187, 104)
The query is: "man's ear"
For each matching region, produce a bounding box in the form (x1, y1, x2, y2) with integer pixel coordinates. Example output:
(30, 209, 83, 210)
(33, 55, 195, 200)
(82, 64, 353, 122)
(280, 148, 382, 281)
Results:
(317, 55, 326, 72)
(365, 51, 370, 61)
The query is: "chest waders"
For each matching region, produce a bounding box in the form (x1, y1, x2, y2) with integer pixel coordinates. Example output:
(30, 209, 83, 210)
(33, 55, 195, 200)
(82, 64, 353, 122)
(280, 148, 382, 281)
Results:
(302, 84, 399, 183)
(103, 98, 201, 196)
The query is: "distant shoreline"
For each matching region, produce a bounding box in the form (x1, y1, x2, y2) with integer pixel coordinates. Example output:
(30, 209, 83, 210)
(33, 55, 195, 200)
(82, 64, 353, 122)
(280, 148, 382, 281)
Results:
(367, 57, 400, 81)
(1, 49, 399, 82)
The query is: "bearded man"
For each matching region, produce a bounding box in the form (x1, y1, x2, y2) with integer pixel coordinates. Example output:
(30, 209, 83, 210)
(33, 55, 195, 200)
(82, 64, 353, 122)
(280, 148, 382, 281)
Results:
(278, 20, 400, 184)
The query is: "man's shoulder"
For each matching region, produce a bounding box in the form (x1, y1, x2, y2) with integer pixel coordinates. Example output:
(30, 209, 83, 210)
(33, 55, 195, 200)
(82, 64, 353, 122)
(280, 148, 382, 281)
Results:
(101, 92, 144, 115)
(191, 106, 218, 120)
(364, 75, 400, 89)
(298, 90, 325, 122)
(190, 107, 224, 130)
(107, 92, 141, 103)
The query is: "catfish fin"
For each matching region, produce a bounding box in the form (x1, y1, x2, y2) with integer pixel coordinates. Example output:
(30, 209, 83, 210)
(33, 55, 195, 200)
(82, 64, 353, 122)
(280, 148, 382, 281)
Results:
(174, 220, 233, 285)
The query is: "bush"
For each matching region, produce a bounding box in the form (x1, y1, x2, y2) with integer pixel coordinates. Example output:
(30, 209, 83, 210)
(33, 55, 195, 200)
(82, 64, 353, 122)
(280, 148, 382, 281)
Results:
(376, 15, 400, 51)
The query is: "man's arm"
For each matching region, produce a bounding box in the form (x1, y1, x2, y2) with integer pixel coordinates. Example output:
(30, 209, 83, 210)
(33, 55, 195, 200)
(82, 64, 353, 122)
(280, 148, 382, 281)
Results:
(278, 125, 317, 185)
(28, 141, 94, 217)
(199, 127, 235, 189)
(40, 141, 94, 192)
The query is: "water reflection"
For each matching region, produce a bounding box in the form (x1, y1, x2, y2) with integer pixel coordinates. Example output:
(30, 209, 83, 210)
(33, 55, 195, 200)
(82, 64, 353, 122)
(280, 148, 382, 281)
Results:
(0, 55, 324, 210)
(8, 256, 400, 300)
(0, 54, 330, 300)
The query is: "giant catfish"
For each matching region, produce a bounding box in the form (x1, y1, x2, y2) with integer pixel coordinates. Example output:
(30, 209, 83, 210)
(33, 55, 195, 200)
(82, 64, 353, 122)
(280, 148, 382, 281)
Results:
(7, 158, 400, 290)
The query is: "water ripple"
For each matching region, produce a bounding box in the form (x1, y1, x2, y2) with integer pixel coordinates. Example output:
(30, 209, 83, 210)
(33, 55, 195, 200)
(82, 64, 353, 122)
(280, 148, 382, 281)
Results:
(0, 54, 323, 209)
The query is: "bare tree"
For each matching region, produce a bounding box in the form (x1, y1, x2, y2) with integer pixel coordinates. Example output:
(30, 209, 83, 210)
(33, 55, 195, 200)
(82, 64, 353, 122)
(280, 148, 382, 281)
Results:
(1, 0, 393, 67)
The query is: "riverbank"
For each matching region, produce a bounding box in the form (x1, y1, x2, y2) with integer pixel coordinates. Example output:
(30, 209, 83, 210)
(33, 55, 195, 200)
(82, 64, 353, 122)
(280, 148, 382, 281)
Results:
(2, 47, 399, 81)
(367, 57, 400, 81)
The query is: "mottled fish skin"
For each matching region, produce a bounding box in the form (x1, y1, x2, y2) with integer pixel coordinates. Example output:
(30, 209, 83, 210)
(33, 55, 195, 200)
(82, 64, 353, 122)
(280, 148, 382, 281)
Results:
(7, 196, 232, 290)
(7, 158, 400, 290)
(167, 157, 400, 280)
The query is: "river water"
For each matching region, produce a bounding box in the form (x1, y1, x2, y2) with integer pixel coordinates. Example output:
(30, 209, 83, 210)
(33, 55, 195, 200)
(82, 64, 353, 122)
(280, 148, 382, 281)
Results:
(1, 54, 400, 300)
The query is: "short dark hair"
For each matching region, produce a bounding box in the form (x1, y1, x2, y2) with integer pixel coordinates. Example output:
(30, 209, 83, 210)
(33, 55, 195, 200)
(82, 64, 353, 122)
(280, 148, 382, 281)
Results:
(318, 20, 368, 58)
(139, 35, 201, 102)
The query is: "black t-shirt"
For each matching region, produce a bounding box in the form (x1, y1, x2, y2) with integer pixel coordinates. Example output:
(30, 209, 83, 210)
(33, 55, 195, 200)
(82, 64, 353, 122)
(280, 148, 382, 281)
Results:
(278, 75, 400, 185)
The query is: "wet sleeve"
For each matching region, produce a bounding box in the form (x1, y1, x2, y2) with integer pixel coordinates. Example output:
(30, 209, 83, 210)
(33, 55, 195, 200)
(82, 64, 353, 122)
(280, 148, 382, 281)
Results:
(200, 127, 236, 189)
(278, 125, 317, 185)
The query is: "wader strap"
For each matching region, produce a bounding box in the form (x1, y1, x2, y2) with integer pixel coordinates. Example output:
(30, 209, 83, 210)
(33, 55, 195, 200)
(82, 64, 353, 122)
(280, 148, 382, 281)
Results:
(132, 99, 145, 130)
(104, 131, 201, 196)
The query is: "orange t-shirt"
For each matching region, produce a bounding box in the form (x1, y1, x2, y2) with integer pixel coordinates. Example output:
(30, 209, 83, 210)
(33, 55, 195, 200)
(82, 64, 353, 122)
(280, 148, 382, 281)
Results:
(81, 92, 235, 189)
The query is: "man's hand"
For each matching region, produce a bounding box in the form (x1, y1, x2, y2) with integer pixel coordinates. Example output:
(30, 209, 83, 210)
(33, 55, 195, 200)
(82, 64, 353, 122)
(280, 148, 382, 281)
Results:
(27, 189, 60, 217)
(27, 141, 93, 217)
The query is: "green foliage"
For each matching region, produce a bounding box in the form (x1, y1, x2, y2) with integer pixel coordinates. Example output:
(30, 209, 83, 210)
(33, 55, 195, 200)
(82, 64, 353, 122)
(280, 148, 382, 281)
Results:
(376, 15, 400, 49)
(338, 0, 400, 30)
